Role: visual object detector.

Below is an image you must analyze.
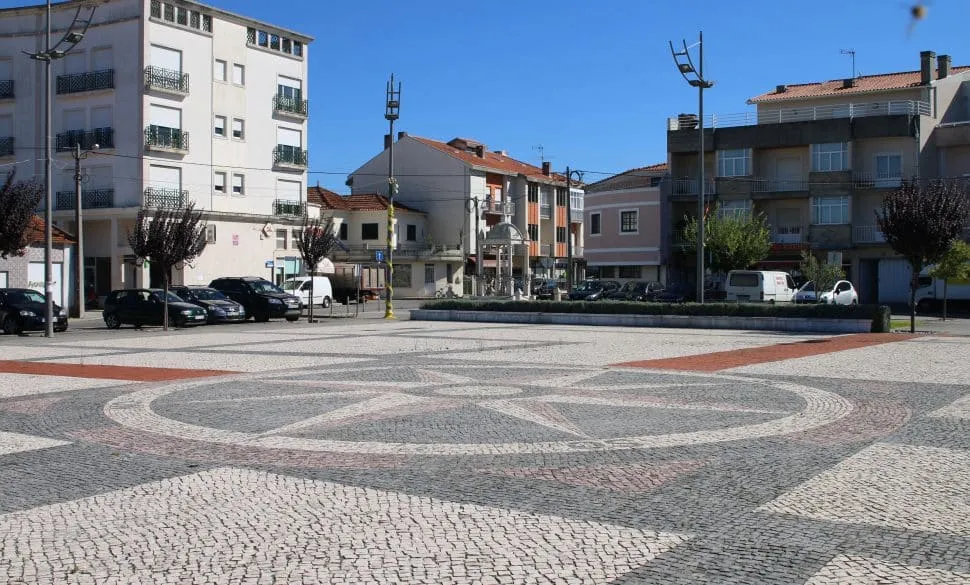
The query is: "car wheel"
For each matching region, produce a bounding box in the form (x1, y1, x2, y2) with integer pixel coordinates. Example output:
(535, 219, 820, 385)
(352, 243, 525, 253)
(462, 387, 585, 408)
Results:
(104, 313, 121, 329)
(285, 315, 299, 322)
(168, 315, 181, 329)
(2, 317, 21, 336)
(255, 311, 270, 323)
(322, 296, 332, 309)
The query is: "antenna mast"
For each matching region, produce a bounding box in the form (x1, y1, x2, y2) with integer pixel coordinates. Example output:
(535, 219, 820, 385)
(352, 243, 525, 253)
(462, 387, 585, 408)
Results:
(840, 49, 857, 78)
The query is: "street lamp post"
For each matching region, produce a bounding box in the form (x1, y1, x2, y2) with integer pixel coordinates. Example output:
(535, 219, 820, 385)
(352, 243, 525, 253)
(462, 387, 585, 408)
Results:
(383, 74, 401, 320)
(564, 167, 584, 292)
(670, 32, 714, 303)
(71, 142, 98, 319)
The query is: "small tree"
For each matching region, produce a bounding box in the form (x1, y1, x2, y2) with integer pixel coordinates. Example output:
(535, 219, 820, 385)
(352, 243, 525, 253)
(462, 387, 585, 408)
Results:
(798, 250, 845, 301)
(0, 171, 44, 259)
(877, 179, 970, 332)
(681, 205, 772, 277)
(127, 204, 207, 331)
(295, 215, 338, 323)
(928, 239, 970, 320)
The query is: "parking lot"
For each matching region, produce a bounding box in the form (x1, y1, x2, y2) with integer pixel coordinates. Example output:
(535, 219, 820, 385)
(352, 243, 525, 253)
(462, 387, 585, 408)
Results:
(1, 317, 969, 583)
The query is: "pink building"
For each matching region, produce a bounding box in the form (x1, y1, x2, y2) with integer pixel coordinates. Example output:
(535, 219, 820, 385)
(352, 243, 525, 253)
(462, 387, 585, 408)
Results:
(582, 163, 667, 283)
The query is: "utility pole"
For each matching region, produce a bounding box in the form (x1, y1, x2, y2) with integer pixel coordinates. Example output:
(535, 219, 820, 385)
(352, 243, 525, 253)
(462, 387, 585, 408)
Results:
(384, 74, 400, 319)
(564, 167, 584, 292)
(73, 143, 85, 318)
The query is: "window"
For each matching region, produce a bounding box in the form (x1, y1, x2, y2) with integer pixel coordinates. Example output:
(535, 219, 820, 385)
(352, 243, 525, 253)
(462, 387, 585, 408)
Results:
(231, 173, 244, 195)
(361, 223, 379, 240)
(231, 118, 244, 139)
(293, 41, 303, 57)
(600, 266, 616, 278)
(620, 210, 638, 233)
(163, 3, 174, 21)
(213, 172, 226, 194)
(214, 59, 226, 81)
(150, 0, 161, 18)
(232, 64, 245, 85)
(176, 6, 187, 25)
(291, 229, 302, 245)
(812, 142, 848, 172)
(205, 225, 217, 244)
(282, 38, 292, 54)
(527, 224, 539, 241)
(556, 227, 567, 243)
(618, 266, 640, 279)
(270, 34, 281, 50)
(190, 11, 200, 29)
(875, 153, 903, 186)
(275, 229, 287, 249)
(588, 212, 602, 235)
(406, 224, 417, 241)
(555, 187, 567, 206)
(717, 148, 751, 177)
(201, 14, 212, 32)
(338, 223, 348, 240)
(718, 199, 752, 218)
(527, 183, 539, 203)
(812, 195, 850, 225)
(540, 190, 552, 218)
(213, 115, 226, 137)
(258, 31, 269, 47)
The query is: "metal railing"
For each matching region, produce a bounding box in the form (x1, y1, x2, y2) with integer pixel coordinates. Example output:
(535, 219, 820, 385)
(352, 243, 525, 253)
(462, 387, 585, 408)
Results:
(0, 136, 12, 157)
(54, 188, 115, 210)
(770, 225, 804, 244)
(668, 100, 932, 130)
(0, 80, 13, 99)
(55, 127, 114, 151)
(753, 177, 810, 192)
(273, 95, 308, 117)
(273, 199, 306, 216)
(852, 167, 918, 189)
(539, 204, 552, 218)
(273, 145, 308, 167)
(145, 125, 189, 151)
(853, 225, 887, 244)
(143, 186, 187, 208)
(56, 69, 114, 94)
(672, 177, 716, 195)
(482, 198, 515, 216)
(145, 66, 189, 94)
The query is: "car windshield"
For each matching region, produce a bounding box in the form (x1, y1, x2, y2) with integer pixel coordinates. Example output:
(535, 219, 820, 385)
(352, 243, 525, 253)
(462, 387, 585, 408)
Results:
(192, 288, 228, 301)
(799, 281, 815, 292)
(575, 282, 602, 292)
(619, 282, 638, 292)
(155, 292, 184, 303)
(251, 280, 284, 294)
(281, 281, 301, 291)
(8, 290, 46, 304)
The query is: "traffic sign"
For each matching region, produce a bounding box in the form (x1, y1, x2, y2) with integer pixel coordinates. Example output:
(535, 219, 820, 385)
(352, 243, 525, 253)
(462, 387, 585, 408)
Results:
(265, 260, 274, 269)
(375, 250, 384, 263)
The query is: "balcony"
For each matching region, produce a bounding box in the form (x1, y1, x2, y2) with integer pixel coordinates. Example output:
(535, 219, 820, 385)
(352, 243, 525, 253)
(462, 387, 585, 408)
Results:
(144, 66, 189, 95)
(482, 198, 515, 216)
(55, 128, 114, 152)
(853, 225, 887, 244)
(273, 95, 308, 118)
(936, 121, 970, 147)
(770, 224, 804, 244)
(143, 186, 187, 208)
(672, 177, 716, 197)
(273, 145, 308, 169)
(808, 223, 852, 249)
(0, 137, 12, 157)
(0, 80, 13, 99)
(56, 69, 114, 95)
(852, 167, 918, 190)
(667, 100, 931, 131)
(273, 199, 306, 217)
(54, 189, 115, 210)
(145, 125, 189, 153)
(752, 177, 810, 195)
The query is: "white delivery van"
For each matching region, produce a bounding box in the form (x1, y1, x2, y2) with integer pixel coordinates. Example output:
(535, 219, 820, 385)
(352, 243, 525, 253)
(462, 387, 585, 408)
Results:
(282, 276, 333, 308)
(914, 263, 970, 312)
(725, 270, 797, 303)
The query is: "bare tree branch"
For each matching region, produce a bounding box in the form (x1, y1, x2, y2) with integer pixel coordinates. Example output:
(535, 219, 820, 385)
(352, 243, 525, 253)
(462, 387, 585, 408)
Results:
(295, 215, 338, 322)
(0, 171, 44, 259)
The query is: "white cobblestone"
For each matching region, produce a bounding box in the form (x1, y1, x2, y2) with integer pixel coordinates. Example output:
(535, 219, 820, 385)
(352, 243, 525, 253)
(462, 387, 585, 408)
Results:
(804, 554, 970, 584)
(0, 430, 70, 456)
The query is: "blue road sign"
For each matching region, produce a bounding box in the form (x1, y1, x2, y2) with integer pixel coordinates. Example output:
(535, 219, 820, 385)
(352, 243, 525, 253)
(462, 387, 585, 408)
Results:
(375, 250, 384, 263)
(265, 260, 274, 269)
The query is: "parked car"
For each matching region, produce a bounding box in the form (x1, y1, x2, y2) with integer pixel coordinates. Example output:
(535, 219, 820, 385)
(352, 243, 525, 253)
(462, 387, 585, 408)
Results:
(567, 280, 620, 301)
(605, 281, 664, 302)
(725, 270, 797, 303)
(169, 285, 247, 324)
(531, 278, 561, 299)
(281, 276, 333, 309)
(0, 288, 69, 335)
(102, 288, 208, 329)
(652, 283, 688, 303)
(209, 276, 301, 322)
(796, 280, 859, 305)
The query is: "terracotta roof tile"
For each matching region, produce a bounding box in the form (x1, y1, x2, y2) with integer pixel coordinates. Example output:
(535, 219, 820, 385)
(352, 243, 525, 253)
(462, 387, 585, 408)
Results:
(307, 186, 349, 210)
(26, 216, 74, 245)
(307, 186, 423, 214)
(586, 163, 667, 193)
(748, 66, 970, 103)
(411, 136, 569, 185)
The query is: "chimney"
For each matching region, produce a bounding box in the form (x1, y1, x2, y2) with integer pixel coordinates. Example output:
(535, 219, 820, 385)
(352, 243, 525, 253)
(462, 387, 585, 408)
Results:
(493, 149, 508, 156)
(397, 131, 408, 141)
(842, 78, 856, 89)
(384, 134, 392, 149)
(938, 54, 951, 79)
(542, 161, 551, 176)
(474, 145, 485, 158)
(921, 50, 937, 85)
(776, 84, 787, 94)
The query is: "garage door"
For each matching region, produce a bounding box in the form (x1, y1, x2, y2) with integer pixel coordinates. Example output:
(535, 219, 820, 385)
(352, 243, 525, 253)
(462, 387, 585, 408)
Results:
(878, 258, 912, 303)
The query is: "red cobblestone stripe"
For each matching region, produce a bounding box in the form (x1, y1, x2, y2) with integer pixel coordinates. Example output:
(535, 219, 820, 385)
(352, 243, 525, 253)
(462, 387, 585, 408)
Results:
(0, 360, 236, 381)
(613, 333, 919, 372)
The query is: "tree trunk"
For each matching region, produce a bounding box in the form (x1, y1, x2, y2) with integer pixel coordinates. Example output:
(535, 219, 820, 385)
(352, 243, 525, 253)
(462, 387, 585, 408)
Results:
(163, 272, 170, 332)
(308, 279, 314, 323)
(909, 265, 918, 334)
(943, 279, 949, 321)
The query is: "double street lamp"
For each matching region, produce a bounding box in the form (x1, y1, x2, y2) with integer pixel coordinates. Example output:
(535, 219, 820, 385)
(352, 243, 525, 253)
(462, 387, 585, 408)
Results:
(669, 32, 714, 304)
(564, 167, 584, 292)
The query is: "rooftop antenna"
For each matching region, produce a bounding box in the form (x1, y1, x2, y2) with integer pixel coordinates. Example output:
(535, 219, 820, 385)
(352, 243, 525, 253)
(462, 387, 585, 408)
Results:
(533, 144, 554, 164)
(840, 49, 857, 78)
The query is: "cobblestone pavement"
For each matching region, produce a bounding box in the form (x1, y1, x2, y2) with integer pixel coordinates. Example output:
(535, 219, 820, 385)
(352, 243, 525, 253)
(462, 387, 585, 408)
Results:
(1, 321, 969, 584)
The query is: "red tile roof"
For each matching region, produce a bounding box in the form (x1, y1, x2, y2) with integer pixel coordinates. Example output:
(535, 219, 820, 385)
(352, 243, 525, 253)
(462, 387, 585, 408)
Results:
(26, 216, 75, 245)
(748, 67, 970, 103)
(586, 163, 667, 192)
(307, 186, 424, 214)
(410, 136, 569, 185)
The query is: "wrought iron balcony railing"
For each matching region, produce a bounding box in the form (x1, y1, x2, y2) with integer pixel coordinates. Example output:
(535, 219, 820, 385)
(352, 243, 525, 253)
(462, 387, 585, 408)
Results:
(853, 225, 887, 244)
(273, 95, 308, 117)
(0, 136, 13, 157)
(54, 189, 115, 210)
(0, 80, 13, 99)
(667, 100, 933, 130)
(56, 69, 114, 94)
(672, 177, 717, 196)
(481, 198, 515, 216)
(55, 127, 114, 151)
(143, 186, 187, 208)
(273, 145, 308, 167)
(145, 125, 189, 152)
(770, 225, 804, 244)
(273, 199, 306, 216)
(145, 66, 189, 94)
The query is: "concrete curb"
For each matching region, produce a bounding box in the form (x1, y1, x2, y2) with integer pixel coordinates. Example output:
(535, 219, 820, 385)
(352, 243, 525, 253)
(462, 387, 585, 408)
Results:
(410, 310, 873, 333)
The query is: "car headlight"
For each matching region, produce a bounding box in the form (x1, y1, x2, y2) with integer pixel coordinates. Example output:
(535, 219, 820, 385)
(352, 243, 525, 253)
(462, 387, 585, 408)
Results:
(20, 310, 36, 317)
(211, 307, 226, 315)
(58, 309, 67, 317)
(269, 298, 283, 304)
(181, 309, 193, 315)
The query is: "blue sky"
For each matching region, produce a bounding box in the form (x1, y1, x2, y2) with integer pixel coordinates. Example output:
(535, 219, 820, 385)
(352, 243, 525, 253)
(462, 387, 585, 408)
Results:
(9, 1, 969, 192)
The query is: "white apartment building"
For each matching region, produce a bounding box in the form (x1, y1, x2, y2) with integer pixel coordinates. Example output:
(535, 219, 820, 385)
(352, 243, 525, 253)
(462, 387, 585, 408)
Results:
(0, 0, 311, 299)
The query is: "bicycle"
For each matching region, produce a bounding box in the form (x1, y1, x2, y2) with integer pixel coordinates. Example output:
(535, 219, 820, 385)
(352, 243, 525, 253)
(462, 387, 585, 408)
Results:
(435, 286, 458, 299)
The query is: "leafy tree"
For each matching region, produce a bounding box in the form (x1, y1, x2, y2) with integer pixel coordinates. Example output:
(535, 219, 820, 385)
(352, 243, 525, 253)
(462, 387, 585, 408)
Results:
(877, 179, 970, 332)
(0, 171, 44, 259)
(798, 250, 845, 301)
(127, 204, 208, 331)
(681, 205, 772, 275)
(295, 215, 339, 322)
(928, 239, 970, 321)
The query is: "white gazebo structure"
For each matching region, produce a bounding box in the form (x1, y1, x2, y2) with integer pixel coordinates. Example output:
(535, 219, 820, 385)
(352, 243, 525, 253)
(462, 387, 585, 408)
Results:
(481, 221, 528, 296)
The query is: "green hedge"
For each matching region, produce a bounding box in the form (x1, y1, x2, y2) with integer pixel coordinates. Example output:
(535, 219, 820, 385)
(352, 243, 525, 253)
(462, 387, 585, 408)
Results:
(419, 300, 892, 333)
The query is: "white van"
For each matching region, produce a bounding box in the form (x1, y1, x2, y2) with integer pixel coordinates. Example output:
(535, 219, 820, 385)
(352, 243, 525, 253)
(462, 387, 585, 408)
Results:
(282, 276, 333, 308)
(725, 270, 796, 303)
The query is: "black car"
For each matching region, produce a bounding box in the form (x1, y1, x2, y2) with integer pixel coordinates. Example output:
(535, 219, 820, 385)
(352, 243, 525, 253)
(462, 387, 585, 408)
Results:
(170, 285, 247, 324)
(102, 288, 208, 329)
(605, 281, 664, 302)
(567, 280, 621, 301)
(531, 278, 561, 299)
(209, 276, 301, 322)
(653, 283, 689, 303)
(0, 288, 69, 335)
